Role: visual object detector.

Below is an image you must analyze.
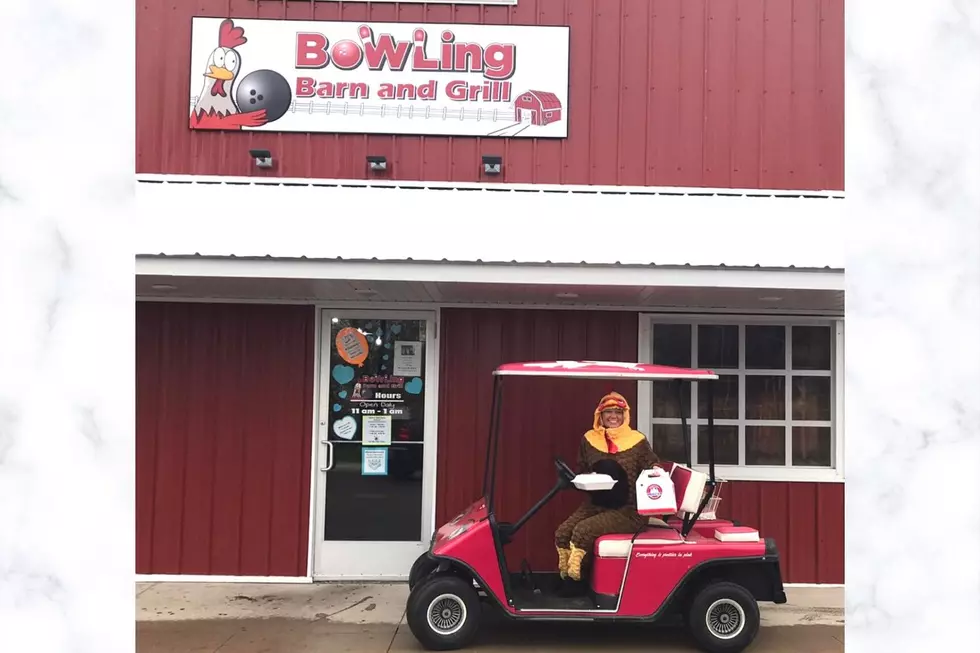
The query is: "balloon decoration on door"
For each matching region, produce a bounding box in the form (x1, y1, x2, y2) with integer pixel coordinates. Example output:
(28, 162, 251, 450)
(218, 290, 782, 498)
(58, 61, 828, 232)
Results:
(335, 326, 370, 366)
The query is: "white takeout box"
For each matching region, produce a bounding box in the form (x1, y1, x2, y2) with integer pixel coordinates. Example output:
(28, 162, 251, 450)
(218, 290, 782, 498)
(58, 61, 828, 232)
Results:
(572, 473, 618, 491)
(636, 467, 678, 516)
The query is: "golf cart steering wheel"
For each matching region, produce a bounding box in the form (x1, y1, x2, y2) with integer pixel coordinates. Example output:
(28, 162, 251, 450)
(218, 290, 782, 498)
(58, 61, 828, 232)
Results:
(554, 457, 576, 486)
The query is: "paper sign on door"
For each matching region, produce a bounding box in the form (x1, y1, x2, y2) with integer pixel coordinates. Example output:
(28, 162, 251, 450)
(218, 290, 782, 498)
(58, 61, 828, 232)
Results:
(361, 448, 388, 476)
(363, 415, 392, 446)
(393, 341, 422, 377)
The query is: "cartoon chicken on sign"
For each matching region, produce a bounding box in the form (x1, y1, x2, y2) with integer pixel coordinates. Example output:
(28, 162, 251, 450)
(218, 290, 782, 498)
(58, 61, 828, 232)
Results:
(189, 19, 269, 130)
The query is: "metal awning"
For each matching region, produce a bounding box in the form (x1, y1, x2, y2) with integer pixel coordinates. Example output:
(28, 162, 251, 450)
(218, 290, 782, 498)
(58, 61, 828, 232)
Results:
(135, 177, 845, 269)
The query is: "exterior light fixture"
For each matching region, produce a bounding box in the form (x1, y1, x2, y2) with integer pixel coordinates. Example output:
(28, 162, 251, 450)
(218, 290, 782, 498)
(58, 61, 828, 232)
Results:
(249, 149, 273, 169)
(482, 155, 502, 175)
(367, 155, 387, 172)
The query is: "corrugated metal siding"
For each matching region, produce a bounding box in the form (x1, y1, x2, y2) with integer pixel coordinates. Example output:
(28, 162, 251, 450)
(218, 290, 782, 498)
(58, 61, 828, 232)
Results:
(436, 307, 844, 584)
(136, 302, 315, 576)
(718, 481, 844, 584)
(136, 0, 843, 190)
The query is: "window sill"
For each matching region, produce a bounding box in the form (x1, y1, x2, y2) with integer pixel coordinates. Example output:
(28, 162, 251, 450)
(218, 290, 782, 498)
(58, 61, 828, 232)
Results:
(691, 464, 844, 483)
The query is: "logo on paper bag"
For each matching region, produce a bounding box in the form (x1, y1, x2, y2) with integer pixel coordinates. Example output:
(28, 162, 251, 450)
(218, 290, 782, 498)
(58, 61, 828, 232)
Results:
(646, 484, 663, 500)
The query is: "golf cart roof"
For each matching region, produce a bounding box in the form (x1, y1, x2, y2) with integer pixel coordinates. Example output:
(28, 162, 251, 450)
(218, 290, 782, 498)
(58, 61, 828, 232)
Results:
(493, 361, 719, 380)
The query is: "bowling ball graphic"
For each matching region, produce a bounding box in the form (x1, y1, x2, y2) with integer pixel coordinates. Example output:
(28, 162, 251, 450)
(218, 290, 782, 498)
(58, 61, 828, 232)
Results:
(235, 69, 292, 123)
(330, 40, 363, 69)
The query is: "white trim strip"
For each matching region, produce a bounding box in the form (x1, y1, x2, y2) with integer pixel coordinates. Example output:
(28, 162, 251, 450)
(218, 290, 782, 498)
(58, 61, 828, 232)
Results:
(136, 574, 313, 584)
(135, 295, 845, 318)
(136, 257, 845, 291)
(306, 308, 322, 577)
(136, 173, 845, 199)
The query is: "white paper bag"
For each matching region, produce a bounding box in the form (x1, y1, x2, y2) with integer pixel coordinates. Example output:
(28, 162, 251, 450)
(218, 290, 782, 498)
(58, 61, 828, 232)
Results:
(636, 467, 678, 516)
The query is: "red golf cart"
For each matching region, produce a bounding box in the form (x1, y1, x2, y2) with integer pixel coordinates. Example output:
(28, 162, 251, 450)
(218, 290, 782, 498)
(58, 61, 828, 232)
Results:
(406, 361, 787, 653)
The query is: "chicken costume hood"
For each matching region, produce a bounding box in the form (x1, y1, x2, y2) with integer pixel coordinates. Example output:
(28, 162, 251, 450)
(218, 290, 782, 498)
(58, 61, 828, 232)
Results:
(583, 392, 646, 454)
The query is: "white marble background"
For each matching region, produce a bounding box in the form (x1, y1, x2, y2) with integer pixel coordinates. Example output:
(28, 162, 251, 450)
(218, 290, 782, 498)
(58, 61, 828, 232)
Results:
(844, 0, 980, 651)
(1, 1, 979, 652)
(0, 1, 135, 652)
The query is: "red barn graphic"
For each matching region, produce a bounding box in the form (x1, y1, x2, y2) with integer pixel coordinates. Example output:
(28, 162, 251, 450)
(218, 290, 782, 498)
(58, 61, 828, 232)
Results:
(514, 90, 563, 126)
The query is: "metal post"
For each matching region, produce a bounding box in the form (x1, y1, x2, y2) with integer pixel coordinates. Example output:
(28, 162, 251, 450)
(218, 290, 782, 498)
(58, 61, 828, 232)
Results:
(486, 375, 505, 510)
(706, 379, 716, 484)
(676, 380, 691, 467)
(482, 375, 501, 497)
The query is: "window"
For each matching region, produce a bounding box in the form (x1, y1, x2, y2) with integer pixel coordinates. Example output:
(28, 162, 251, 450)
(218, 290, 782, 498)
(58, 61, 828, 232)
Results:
(637, 315, 843, 482)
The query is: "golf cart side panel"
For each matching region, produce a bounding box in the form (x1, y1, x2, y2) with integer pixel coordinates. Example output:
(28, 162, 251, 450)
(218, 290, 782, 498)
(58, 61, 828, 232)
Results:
(430, 518, 508, 606)
(614, 539, 767, 617)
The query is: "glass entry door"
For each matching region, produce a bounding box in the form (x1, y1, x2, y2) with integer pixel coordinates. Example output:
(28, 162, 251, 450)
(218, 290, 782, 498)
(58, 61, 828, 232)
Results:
(313, 310, 437, 580)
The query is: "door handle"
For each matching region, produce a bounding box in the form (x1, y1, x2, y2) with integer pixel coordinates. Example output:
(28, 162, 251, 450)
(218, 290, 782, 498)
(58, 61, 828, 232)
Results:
(320, 440, 334, 472)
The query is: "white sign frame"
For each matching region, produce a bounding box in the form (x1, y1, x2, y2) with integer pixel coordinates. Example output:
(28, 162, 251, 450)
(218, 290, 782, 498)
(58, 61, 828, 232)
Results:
(187, 16, 569, 138)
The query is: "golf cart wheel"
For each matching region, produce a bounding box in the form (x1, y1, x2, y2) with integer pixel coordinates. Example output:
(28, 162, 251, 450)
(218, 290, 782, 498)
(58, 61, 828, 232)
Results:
(406, 574, 481, 650)
(687, 582, 760, 653)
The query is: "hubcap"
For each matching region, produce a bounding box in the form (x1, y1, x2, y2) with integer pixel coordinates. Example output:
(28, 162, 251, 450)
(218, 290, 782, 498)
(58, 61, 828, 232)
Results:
(426, 593, 467, 636)
(705, 598, 745, 640)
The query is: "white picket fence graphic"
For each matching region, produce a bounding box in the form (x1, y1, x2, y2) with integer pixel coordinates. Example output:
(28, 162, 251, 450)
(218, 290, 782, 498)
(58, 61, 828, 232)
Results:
(189, 96, 522, 123)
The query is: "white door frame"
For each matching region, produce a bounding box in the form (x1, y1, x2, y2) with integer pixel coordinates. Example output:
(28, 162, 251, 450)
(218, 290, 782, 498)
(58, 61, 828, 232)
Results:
(311, 307, 440, 581)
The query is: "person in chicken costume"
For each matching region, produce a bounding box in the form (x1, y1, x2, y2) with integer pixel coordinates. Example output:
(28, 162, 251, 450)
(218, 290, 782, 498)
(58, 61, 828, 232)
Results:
(555, 391, 659, 589)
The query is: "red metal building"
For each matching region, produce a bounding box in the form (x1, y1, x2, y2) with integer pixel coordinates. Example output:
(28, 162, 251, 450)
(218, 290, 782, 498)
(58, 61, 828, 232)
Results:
(136, 300, 843, 584)
(135, 0, 845, 586)
(136, 0, 844, 190)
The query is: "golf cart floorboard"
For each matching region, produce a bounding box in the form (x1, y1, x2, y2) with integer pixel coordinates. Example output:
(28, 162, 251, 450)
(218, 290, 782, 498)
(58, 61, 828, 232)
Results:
(509, 587, 599, 611)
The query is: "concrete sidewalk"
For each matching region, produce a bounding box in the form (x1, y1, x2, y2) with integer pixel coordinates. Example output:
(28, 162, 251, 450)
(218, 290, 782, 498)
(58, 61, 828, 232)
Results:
(138, 619, 844, 652)
(136, 582, 844, 652)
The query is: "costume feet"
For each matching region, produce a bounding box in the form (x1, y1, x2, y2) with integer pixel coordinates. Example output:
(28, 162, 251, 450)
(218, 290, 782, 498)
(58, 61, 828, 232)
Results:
(567, 543, 586, 581)
(556, 546, 571, 579)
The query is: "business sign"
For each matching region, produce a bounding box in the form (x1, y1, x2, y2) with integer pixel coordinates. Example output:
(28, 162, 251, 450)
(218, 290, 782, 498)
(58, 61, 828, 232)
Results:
(188, 17, 569, 138)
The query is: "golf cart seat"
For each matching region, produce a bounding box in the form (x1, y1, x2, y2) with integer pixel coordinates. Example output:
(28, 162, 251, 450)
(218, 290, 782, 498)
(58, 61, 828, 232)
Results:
(668, 463, 709, 518)
(591, 465, 712, 598)
(595, 528, 683, 558)
(594, 464, 710, 560)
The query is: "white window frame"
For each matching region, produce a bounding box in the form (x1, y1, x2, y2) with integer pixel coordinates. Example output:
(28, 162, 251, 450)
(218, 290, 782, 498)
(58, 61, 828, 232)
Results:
(636, 313, 844, 483)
